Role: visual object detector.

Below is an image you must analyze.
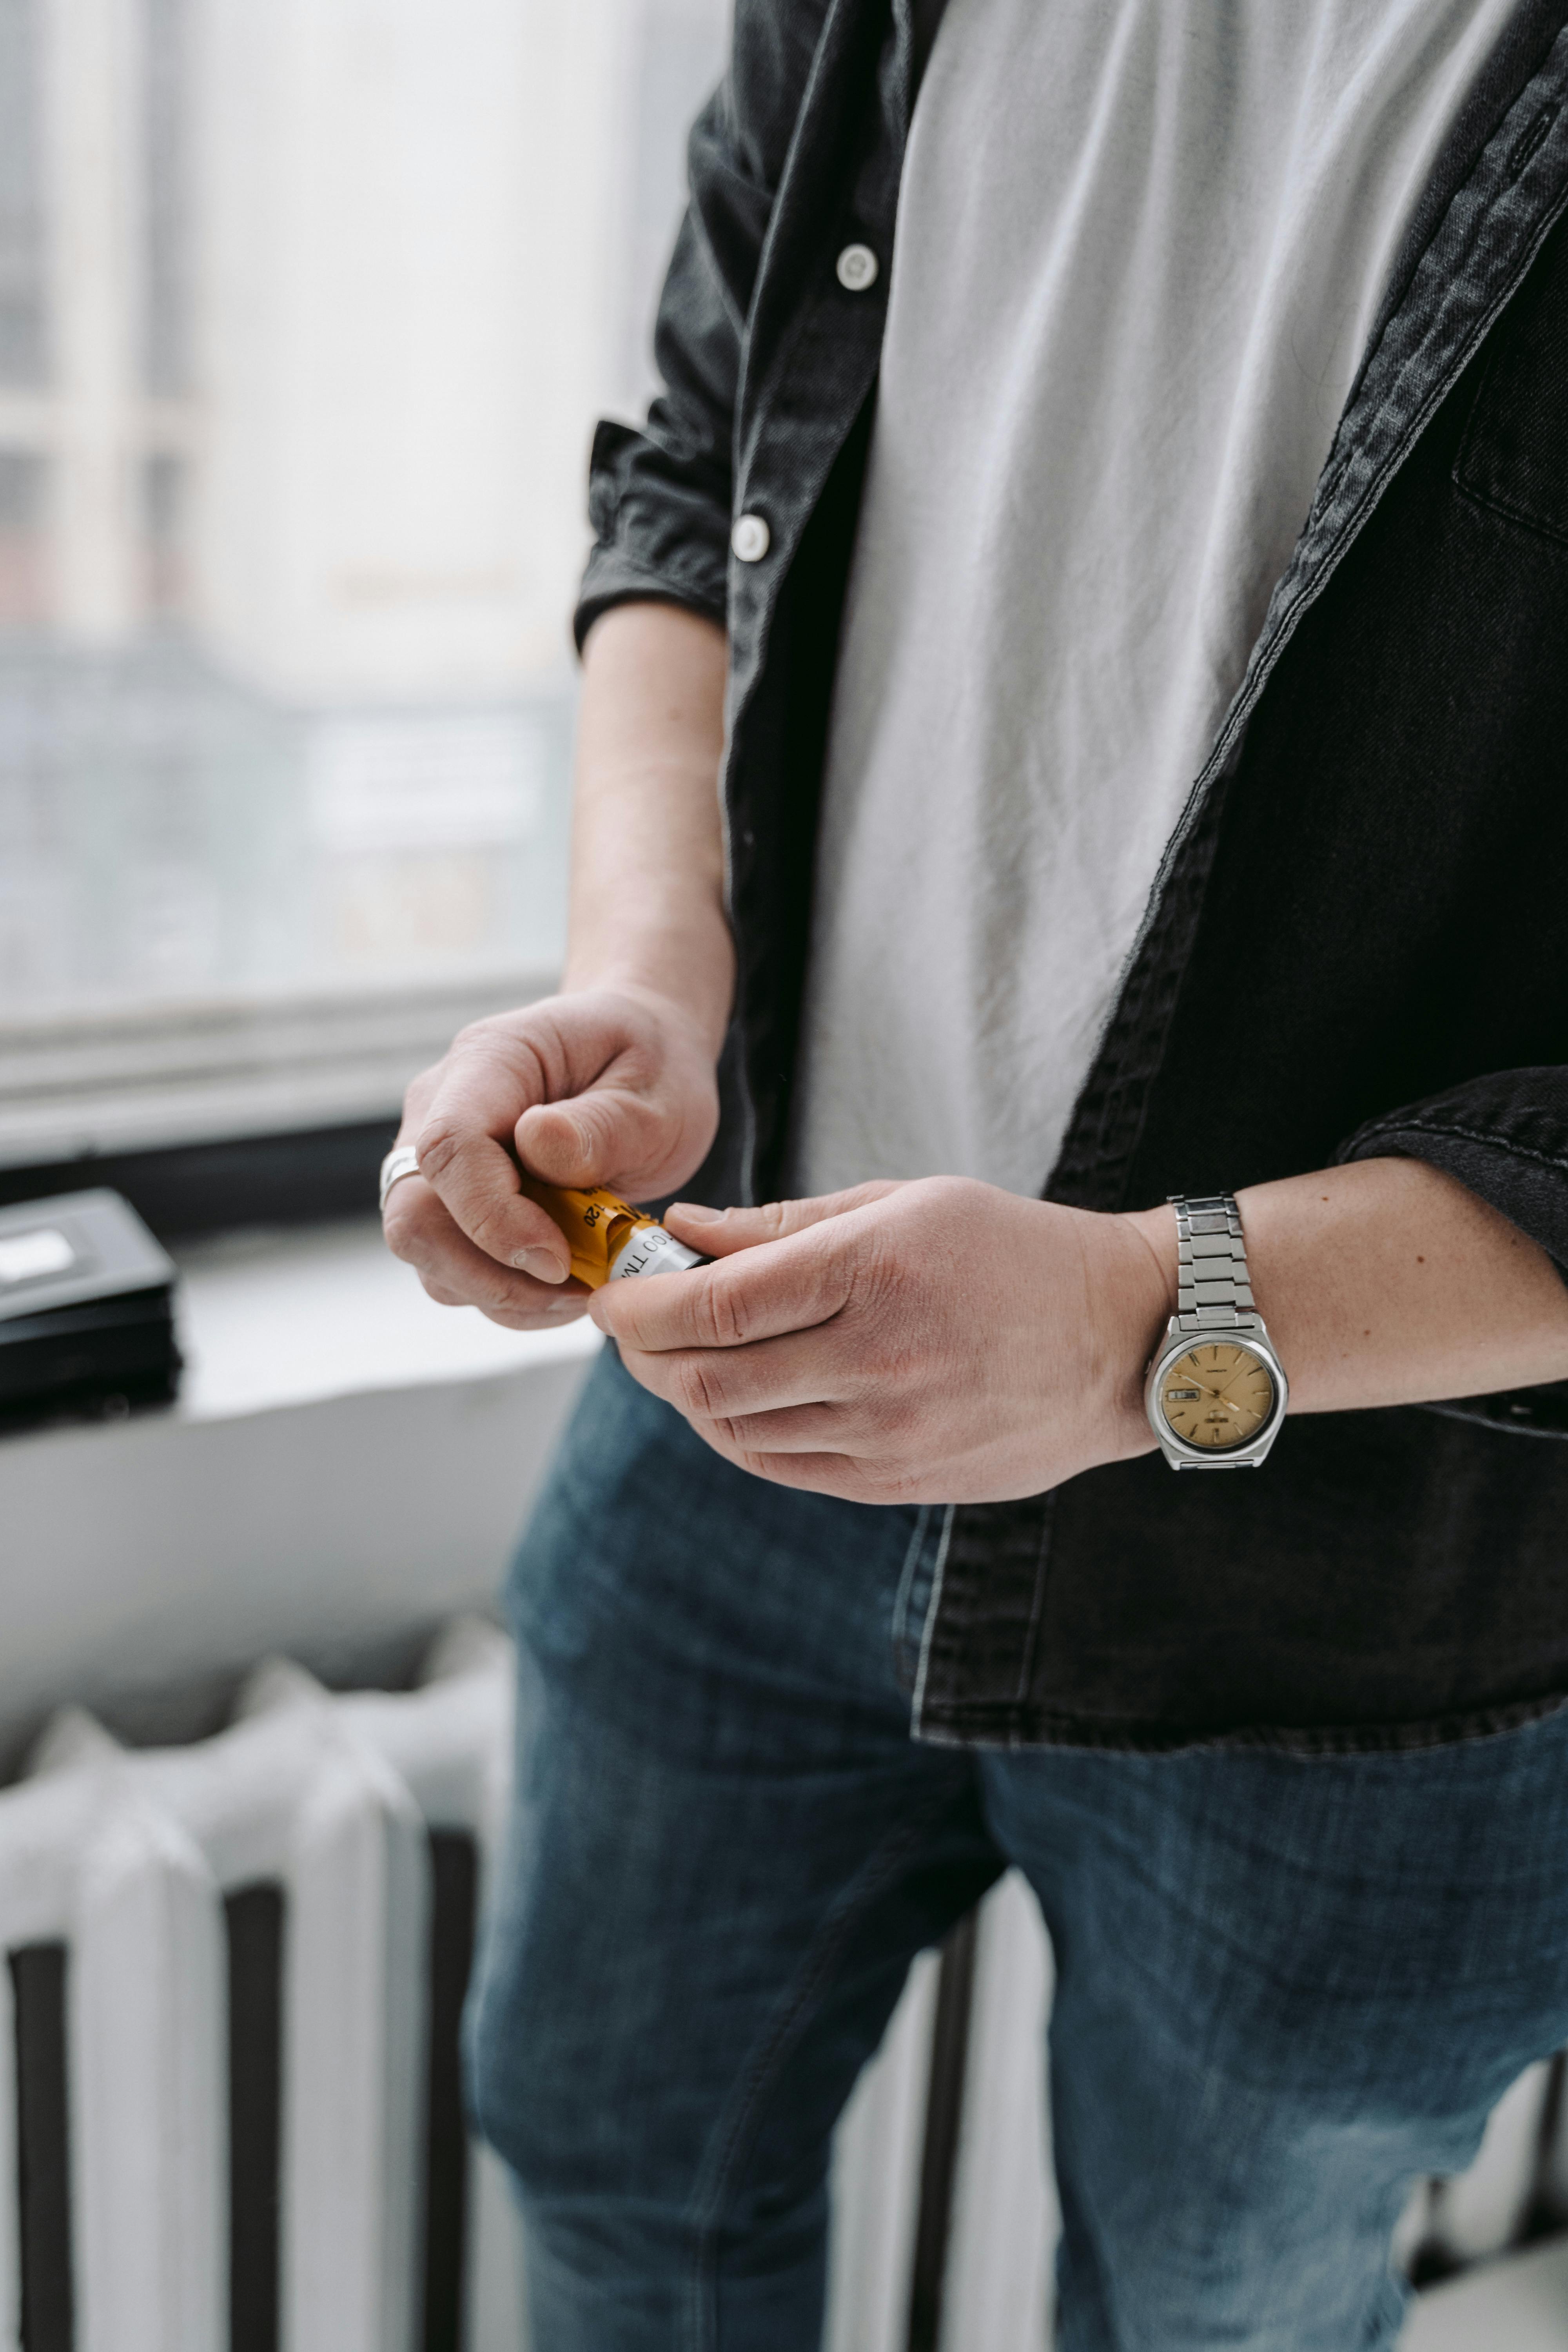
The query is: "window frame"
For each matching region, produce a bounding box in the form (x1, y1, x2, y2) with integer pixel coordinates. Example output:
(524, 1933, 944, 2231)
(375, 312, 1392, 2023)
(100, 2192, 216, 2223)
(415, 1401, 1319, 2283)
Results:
(0, 967, 553, 1238)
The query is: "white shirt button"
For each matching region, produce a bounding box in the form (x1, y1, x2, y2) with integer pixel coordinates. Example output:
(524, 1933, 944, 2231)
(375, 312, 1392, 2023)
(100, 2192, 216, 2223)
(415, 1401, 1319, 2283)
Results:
(731, 512, 771, 563)
(835, 242, 879, 293)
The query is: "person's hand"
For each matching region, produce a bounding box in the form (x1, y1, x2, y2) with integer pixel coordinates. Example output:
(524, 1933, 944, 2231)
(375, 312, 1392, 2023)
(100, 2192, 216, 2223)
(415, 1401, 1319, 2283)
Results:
(383, 985, 719, 1330)
(590, 1179, 1174, 1502)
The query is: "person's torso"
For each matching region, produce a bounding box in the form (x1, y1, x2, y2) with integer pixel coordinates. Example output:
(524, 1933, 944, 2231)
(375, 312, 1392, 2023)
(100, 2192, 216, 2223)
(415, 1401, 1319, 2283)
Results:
(789, 0, 1517, 1203)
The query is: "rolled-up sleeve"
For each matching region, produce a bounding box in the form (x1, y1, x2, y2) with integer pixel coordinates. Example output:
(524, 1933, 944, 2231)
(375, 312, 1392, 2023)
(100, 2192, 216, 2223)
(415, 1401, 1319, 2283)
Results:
(1337, 1067, 1568, 1278)
(575, 85, 775, 650)
(1337, 1067, 1568, 1433)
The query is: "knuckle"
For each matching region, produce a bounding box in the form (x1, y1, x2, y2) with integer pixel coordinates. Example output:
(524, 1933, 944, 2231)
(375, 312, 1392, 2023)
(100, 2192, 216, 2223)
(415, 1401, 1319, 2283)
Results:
(694, 1277, 750, 1349)
(413, 1115, 465, 1185)
(915, 1173, 971, 1216)
(675, 1353, 726, 1422)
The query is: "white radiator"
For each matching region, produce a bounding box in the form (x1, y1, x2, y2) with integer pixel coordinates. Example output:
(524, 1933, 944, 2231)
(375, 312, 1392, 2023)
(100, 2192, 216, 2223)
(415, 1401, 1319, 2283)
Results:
(0, 1617, 522, 2352)
(2, 1630, 1564, 2352)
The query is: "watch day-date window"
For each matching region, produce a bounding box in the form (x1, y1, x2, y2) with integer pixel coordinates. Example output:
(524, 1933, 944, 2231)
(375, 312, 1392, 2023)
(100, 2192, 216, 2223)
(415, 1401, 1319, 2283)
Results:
(1160, 1343, 1276, 1451)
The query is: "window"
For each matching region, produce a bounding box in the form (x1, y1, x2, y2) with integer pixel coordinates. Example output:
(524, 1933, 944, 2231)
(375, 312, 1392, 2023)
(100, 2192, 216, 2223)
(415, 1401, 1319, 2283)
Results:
(0, 0, 728, 1165)
(0, 0, 48, 389)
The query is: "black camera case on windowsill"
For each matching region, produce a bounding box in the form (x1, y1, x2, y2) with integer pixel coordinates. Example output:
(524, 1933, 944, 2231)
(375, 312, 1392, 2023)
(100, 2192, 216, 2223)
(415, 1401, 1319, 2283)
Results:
(0, 1189, 181, 1432)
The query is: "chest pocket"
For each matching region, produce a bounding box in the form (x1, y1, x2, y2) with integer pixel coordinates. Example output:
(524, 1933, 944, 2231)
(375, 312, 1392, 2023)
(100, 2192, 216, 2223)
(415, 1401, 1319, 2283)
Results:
(1455, 200, 1568, 548)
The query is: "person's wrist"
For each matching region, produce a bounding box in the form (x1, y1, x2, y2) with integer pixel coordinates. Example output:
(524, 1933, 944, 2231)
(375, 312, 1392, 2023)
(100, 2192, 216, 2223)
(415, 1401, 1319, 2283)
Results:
(559, 959, 733, 1062)
(1121, 1201, 1181, 1320)
(1091, 1205, 1180, 1461)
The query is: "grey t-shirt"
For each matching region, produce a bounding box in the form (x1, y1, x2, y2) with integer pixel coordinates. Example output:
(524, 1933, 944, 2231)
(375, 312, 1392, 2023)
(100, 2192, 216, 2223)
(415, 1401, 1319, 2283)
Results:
(788, 0, 1514, 1203)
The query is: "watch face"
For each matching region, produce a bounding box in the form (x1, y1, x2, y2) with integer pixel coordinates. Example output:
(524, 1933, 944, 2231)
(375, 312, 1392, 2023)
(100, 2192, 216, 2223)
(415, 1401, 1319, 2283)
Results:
(1158, 1342, 1276, 1453)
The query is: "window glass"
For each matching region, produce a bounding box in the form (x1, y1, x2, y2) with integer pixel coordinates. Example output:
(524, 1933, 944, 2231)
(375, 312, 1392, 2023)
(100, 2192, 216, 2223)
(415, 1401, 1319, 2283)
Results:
(0, 0, 49, 388)
(0, 0, 728, 1037)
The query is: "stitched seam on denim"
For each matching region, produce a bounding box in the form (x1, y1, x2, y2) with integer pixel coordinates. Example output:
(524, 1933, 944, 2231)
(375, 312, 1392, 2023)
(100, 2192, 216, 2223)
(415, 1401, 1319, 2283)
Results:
(1454, 472, 1568, 545)
(891, 1503, 933, 1693)
(681, 1779, 967, 2350)
(1349, 1116, 1568, 1174)
(916, 1686, 1568, 1758)
(1013, 1497, 1056, 1710)
(687, 161, 751, 344)
(909, 1501, 956, 1732)
(1510, 100, 1562, 183)
(1425, 1396, 1568, 1439)
(1325, 51, 1568, 485)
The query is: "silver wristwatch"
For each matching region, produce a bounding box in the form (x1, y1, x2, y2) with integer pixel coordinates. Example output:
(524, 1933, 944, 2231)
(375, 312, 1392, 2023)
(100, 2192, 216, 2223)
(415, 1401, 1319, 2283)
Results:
(1145, 1193, 1288, 1470)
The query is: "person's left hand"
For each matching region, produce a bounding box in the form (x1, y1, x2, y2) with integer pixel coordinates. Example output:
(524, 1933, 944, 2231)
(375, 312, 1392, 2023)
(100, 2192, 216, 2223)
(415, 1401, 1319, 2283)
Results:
(589, 1178, 1174, 1503)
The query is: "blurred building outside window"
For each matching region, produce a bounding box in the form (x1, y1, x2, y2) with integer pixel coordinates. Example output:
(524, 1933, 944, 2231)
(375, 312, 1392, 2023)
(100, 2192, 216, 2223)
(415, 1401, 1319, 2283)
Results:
(0, 0, 728, 1164)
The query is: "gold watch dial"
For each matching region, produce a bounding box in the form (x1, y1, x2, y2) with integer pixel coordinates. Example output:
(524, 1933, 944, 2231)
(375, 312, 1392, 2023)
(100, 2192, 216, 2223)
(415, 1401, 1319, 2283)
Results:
(1159, 1343, 1276, 1452)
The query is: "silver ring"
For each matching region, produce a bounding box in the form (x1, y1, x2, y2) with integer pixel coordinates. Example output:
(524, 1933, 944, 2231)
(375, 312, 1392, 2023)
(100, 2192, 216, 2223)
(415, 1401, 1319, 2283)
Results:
(379, 1144, 422, 1215)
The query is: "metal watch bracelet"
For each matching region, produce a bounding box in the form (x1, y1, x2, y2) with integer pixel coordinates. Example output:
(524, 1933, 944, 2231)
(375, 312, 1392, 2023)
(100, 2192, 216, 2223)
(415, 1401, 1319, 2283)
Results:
(1171, 1192, 1258, 1330)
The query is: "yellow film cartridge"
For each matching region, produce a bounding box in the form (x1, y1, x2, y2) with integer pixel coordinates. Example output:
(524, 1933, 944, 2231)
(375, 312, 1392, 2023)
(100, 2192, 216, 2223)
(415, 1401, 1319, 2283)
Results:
(515, 1175, 706, 1289)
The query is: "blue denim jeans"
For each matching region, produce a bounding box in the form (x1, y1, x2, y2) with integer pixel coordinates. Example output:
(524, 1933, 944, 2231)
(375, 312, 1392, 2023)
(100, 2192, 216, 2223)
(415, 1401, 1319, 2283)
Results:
(466, 1350, 1568, 2351)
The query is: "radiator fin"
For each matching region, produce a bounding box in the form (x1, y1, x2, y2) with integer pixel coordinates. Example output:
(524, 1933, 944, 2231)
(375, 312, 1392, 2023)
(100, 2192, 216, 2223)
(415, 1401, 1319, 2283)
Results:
(226, 1884, 284, 2352)
(10, 1944, 72, 2352)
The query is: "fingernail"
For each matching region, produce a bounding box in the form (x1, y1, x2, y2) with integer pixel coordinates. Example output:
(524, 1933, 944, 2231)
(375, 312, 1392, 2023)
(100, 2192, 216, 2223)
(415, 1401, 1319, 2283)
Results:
(671, 1202, 724, 1225)
(514, 1247, 565, 1281)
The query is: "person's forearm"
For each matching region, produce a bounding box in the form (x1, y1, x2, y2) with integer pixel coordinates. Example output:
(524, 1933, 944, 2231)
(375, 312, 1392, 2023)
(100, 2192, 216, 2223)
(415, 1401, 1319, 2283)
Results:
(565, 602, 733, 1053)
(385, 606, 734, 1309)
(1126, 1157, 1568, 1418)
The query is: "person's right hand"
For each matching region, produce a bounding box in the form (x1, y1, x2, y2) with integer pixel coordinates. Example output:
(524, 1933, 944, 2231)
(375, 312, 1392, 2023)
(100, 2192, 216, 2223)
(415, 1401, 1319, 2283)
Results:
(383, 984, 721, 1329)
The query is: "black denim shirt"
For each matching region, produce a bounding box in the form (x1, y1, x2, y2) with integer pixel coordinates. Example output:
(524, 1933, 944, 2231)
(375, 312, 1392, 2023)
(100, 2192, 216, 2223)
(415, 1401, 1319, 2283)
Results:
(577, 0, 1568, 1754)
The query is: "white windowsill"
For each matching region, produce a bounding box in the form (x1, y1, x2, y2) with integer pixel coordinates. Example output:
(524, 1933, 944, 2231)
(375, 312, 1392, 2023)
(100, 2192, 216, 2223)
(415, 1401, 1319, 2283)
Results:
(0, 1214, 600, 1761)
(172, 1215, 601, 1422)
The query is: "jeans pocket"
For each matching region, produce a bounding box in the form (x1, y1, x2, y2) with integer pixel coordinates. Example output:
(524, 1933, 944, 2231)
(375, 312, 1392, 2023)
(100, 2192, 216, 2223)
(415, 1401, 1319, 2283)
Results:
(1454, 201, 1568, 548)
